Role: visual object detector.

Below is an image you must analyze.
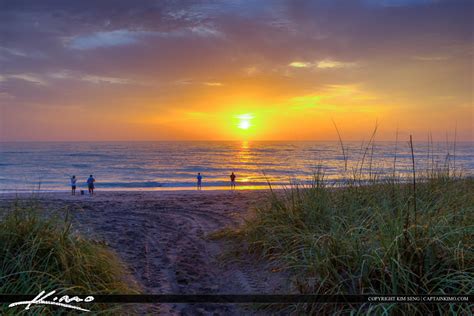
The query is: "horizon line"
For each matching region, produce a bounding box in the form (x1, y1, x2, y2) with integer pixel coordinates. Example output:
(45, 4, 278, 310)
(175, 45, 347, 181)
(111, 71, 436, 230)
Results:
(1, 139, 473, 143)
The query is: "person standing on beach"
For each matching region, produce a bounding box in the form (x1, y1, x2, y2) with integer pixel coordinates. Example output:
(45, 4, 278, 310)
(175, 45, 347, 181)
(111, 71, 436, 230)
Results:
(87, 175, 95, 195)
(70, 175, 77, 195)
(230, 172, 236, 190)
(197, 172, 203, 190)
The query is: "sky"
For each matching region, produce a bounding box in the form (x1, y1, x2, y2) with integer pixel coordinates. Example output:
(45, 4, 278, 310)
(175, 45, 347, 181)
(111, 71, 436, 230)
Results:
(0, 0, 472, 141)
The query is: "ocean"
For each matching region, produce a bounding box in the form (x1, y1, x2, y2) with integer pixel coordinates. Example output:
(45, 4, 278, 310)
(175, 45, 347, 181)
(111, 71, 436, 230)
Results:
(0, 141, 472, 192)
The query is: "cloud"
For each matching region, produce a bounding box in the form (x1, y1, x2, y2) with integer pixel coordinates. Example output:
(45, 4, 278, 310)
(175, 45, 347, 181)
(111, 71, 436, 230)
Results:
(316, 60, 358, 69)
(189, 26, 223, 38)
(289, 61, 312, 68)
(49, 71, 133, 85)
(0, 47, 28, 57)
(2, 74, 47, 85)
(289, 60, 358, 69)
(288, 84, 379, 113)
(174, 79, 194, 86)
(173, 79, 223, 87)
(0, 71, 135, 86)
(66, 25, 223, 50)
(80, 75, 131, 85)
(67, 29, 157, 50)
(203, 82, 223, 86)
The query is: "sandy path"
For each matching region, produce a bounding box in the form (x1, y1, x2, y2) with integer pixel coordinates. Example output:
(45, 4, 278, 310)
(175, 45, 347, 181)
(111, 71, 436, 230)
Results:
(0, 190, 292, 315)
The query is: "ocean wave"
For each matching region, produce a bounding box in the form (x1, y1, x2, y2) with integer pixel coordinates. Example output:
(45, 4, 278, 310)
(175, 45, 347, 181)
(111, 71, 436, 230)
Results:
(98, 181, 163, 188)
(180, 166, 233, 173)
(71, 163, 90, 168)
(166, 180, 285, 188)
(95, 180, 282, 188)
(66, 153, 111, 158)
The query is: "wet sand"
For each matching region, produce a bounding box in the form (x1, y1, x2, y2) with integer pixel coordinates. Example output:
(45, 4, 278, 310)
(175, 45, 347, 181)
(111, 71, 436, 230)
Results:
(0, 190, 292, 315)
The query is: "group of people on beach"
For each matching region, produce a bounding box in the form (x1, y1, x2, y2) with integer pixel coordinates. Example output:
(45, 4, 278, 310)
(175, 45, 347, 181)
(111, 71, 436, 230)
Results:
(69, 172, 237, 195)
(70, 175, 95, 196)
(197, 172, 236, 190)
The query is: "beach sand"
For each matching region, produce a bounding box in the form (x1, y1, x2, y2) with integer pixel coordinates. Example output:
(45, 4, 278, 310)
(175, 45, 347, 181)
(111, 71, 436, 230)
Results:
(0, 190, 293, 315)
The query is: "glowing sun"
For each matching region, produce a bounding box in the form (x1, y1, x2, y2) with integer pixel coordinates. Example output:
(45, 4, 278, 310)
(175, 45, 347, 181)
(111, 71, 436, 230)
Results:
(238, 120, 250, 129)
(236, 114, 254, 130)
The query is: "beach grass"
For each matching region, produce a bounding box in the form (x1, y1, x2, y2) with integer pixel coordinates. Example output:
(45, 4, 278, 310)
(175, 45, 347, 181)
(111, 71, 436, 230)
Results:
(0, 200, 140, 315)
(219, 140, 473, 314)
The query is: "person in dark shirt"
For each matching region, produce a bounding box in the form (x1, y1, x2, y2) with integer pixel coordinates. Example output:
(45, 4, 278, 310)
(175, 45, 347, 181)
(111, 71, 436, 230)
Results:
(230, 172, 236, 190)
(70, 175, 77, 195)
(87, 175, 95, 195)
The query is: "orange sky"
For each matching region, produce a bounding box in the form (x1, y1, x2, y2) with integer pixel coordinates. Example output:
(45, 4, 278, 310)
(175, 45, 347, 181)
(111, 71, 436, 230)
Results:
(0, 0, 472, 141)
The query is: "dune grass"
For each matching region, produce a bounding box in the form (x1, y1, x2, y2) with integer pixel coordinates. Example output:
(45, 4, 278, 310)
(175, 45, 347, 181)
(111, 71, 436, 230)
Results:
(226, 177, 473, 314)
(0, 200, 140, 315)
(221, 137, 473, 314)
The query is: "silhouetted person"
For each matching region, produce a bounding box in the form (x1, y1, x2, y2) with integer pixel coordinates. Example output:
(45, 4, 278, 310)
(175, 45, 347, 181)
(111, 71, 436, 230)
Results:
(230, 172, 236, 190)
(70, 175, 77, 195)
(87, 175, 95, 195)
(197, 172, 202, 190)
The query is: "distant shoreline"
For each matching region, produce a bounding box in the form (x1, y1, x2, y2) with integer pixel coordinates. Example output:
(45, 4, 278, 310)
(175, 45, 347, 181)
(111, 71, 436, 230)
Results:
(0, 187, 275, 198)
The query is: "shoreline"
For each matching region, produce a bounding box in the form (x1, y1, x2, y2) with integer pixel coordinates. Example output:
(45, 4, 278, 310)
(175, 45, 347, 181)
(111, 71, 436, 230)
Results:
(3, 174, 473, 198)
(0, 186, 275, 197)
